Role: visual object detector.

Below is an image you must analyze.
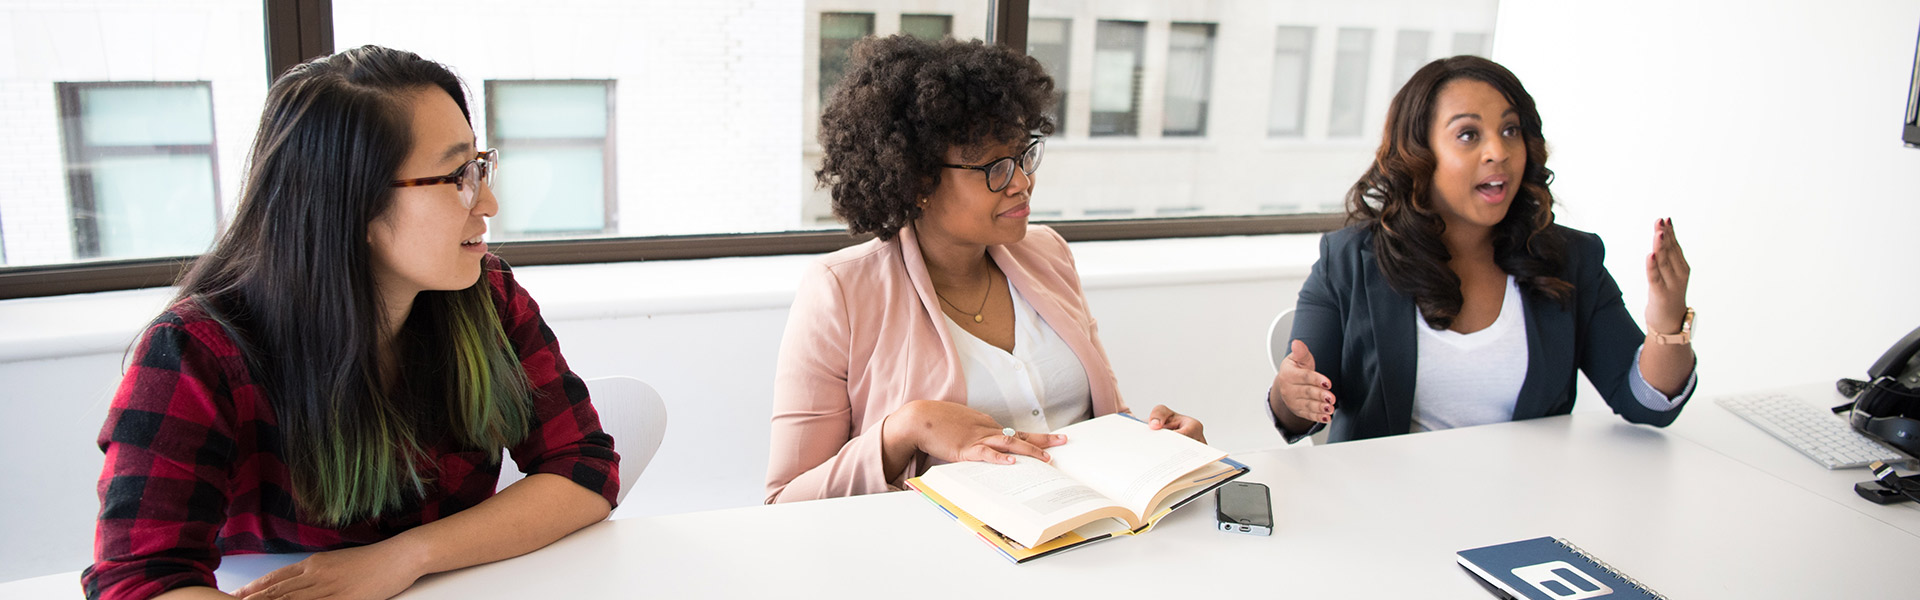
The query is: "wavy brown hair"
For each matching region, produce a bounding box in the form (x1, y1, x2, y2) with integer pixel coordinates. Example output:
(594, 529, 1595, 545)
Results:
(815, 35, 1056, 240)
(1346, 55, 1572, 330)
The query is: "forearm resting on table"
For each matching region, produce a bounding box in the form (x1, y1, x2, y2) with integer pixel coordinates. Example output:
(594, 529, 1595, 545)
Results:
(392, 473, 610, 576)
(1639, 340, 1695, 398)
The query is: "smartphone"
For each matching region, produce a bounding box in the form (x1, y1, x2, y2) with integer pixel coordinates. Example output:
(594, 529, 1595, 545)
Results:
(1214, 481, 1273, 536)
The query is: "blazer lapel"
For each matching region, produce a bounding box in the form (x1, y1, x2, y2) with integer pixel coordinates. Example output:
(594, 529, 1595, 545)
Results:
(1513, 290, 1574, 419)
(897, 225, 969, 405)
(1363, 261, 1418, 435)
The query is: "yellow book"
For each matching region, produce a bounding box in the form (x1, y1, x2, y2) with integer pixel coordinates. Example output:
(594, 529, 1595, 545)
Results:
(906, 414, 1249, 563)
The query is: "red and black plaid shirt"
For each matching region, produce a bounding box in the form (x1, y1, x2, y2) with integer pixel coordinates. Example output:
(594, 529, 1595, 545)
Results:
(82, 257, 620, 600)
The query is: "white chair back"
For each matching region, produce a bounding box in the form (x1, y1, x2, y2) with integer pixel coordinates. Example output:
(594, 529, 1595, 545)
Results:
(1267, 309, 1296, 373)
(1266, 308, 1329, 445)
(497, 375, 668, 509)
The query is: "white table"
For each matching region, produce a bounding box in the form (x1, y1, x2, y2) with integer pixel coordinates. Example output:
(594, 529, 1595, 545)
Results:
(1667, 381, 1920, 535)
(15, 407, 1919, 598)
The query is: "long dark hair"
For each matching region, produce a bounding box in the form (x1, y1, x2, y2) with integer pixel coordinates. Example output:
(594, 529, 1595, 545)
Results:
(1346, 55, 1571, 330)
(175, 45, 532, 524)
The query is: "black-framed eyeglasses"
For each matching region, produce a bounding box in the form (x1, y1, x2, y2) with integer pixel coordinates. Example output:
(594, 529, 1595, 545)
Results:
(389, 148, 498, 209)
(942, 136, 1044, 193)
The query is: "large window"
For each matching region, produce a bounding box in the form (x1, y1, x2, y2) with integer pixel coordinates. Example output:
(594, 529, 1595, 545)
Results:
(1163, 23, 1216, 137)
(2, 1, 1501, 298)
(57, 83, 222, 259)
(485, 80, 616, 238)
(0, 0, 265, 272)
(1090, 20, 1145, 137)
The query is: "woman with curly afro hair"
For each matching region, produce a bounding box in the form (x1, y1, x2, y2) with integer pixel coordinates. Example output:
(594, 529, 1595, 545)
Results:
(1267, 56, 1698, 444)
(765, 35, 1205, 503)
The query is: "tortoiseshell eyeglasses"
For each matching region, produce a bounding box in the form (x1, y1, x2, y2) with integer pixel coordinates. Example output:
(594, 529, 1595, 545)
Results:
(389, 148, 498, 209)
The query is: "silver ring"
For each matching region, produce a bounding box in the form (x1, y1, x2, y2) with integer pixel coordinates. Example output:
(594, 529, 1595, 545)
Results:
(1002, 427, 1017, 443)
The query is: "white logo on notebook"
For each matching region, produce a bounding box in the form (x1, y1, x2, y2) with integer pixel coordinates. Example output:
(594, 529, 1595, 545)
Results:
(1510, 560, 1614, 600)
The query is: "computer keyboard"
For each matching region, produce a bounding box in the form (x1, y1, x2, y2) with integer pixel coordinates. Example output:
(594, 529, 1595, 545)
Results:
(1717, 393, 1909, 469)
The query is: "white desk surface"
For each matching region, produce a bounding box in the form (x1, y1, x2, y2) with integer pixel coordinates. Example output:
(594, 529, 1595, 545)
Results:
(14, 404, 1920, 599)
(1669, 381, 1920, 535)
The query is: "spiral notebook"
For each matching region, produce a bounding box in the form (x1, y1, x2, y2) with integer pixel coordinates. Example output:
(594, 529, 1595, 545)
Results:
(1456, 537, 1666, 600)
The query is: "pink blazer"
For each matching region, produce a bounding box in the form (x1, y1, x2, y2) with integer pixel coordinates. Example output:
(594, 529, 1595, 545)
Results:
(764, 224, 1127, 504)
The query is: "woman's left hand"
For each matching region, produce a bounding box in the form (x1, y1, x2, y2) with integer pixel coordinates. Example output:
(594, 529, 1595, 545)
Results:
(234, 541, 423, 600)
(1146, 404, 1206, 443)
(1644, 218, 1691, 336)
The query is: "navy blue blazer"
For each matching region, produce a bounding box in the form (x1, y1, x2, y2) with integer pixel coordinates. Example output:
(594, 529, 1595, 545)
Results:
(1282, 224, 1691, 443)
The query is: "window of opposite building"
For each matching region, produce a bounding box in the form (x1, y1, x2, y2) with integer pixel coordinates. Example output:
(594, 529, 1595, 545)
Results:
(485, 80, 616, 238)
(1453, 32, 1491, 57)
(1163, 23, 1216, 137)
(1328, 28, 1374, 138)
(1392, 30, 1431, 94)
(820, 12, 876, 104)
(1090, 20, 1145, 137)
(1269, 26, 1314, 137)
(56, 82, 222, 260)
(901, 14, 952, 40)
(1026, 17, 1070, 135)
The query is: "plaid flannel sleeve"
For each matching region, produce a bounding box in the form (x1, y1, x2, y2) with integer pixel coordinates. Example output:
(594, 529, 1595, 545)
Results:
(487, 257, 622, 508)
(82, 316, 238, 600)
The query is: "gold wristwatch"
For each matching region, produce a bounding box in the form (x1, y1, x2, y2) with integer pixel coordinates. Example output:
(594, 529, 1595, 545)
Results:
(1652, 308, 1694, 345)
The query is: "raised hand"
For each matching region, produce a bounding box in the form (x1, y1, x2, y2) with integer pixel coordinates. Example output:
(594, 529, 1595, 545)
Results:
(1644, 218, 1691, 335)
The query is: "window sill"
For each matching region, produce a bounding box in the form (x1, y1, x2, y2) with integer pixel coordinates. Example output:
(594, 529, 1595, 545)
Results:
(0, 233, 1324, 363)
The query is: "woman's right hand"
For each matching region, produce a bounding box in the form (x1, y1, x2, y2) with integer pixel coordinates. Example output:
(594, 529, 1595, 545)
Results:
(881, 400, 1065, 476)
(1270, 340, 1336, 430)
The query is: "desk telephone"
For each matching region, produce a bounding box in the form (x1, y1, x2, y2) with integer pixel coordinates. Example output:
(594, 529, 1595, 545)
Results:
(1839, 325, 1920, 504)
(1840, 325, 1920, 458)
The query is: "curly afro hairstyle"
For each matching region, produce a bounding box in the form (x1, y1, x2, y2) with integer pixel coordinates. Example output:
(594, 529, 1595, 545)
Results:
(816, 35, 1057, 240)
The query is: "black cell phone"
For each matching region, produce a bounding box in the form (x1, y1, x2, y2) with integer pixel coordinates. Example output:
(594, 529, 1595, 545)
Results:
(1214, 481, 1272, 536)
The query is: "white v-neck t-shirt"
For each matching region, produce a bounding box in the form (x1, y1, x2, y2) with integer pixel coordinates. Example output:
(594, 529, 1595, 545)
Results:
(1411, 275, 1530, 432)
(944, 284, 1093, 433)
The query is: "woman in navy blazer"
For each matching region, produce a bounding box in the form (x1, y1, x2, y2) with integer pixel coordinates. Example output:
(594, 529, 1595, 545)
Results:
(1267, 56, 1698, 443)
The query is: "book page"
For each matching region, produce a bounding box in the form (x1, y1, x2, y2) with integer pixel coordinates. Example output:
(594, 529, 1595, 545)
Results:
(1044, 414, 1229, 519)
(916, 456, 1128, 548)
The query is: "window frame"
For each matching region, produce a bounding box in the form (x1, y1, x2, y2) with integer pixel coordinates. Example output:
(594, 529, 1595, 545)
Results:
(0, 0, 1341, 300)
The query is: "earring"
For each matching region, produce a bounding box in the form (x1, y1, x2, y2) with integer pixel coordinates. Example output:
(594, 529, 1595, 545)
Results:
(918, 198, 929, 206)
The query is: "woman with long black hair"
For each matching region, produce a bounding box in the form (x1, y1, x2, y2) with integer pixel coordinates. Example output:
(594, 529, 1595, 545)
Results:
(1266, 56, 1698, 443)
(84, 45, 618, 600)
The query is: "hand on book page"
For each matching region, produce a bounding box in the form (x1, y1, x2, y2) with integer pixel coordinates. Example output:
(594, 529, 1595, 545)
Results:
(1143, 404, 1207, 443)
(884, 399, 1067, 470)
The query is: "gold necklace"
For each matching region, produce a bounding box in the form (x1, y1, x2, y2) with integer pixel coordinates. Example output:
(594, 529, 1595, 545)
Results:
(935, 267, 994, 324)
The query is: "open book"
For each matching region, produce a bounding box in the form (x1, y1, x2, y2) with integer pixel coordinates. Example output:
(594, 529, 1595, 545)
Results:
(906, 413, 1249, 562)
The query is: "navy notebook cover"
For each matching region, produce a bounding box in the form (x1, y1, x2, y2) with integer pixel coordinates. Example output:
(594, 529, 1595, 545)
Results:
(1455, 537, 1664, 600)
